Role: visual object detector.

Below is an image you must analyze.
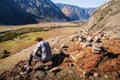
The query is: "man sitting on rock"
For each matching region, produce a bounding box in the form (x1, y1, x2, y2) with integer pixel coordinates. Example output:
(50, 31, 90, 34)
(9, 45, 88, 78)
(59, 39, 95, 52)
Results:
(28, 37, 52, 66)
(21, 37, 52, 74)
(92, 36, 107, 54)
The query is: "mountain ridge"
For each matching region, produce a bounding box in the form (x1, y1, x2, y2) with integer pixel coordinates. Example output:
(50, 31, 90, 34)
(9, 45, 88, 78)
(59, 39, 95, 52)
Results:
(0, 0, 71, 25)
(56, 3, 96, 21)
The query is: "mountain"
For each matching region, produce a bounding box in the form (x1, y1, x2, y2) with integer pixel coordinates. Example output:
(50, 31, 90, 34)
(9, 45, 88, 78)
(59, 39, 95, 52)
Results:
(56, 3, 96, 21)
(0, 0, 37, 25)
(0, 0, 71, 25)
(84, 8, 96, 16)
(86, 0, 120, 37)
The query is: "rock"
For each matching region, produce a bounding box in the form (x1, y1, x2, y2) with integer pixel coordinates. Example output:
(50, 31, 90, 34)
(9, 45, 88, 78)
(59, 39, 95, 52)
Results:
(92, 42, 102, 53)
(78, 37, 83, 42)
(87, 36, 93, 42)
(20, 65, 32, 74)
(34, 71, 46, 80)
(83, 70, 90, 77)
(33, 62, 43, 70)
(78, 35, 83, 42)
(92, 50, 100, 53)
(33, 61, 52, 70)
(76, 51, 86, 59)
(71, 34, 80, 41)
(94, 72, 99, 78)
(49, 67, 61, 75)
(68, 71, 74, 74)
(50, 67, 60, 73)
(68, 63, 74, 67)
(60, 44, 68, 49)
(82, 42, 92, 48)
(82, 43, 87, 48)
(92, 42, 102, 48)
(104, 74, 109, 78)
(94, 36, 101, 42)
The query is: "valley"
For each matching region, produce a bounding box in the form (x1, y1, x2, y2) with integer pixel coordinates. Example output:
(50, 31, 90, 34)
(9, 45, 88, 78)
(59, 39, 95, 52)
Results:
(0, 0, 120, 80)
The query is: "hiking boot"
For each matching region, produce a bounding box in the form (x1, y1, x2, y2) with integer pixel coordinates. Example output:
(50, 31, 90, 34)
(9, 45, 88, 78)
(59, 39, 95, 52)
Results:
(20, 66, 32, 75)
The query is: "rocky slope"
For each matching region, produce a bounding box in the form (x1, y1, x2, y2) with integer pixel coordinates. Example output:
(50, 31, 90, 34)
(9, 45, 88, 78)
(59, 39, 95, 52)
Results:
(56, 3, 96, 21)
(85, 0, 120, 38)
(0, 0, 70, 25)
(0, 32, 120, 80)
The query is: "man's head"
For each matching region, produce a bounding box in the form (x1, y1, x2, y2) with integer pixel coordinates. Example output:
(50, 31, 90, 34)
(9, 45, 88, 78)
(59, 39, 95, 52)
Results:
(36, 37, 43, 42)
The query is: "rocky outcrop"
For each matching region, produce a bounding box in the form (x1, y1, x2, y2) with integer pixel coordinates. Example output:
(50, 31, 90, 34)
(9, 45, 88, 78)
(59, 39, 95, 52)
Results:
(85, 0, 120, 38)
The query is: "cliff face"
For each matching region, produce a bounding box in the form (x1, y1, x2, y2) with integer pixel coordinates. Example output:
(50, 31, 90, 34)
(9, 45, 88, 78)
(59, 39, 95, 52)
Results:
(56, 3, 96, 21)
(0, 0, 71, 25)
(86, 0, 120, 36)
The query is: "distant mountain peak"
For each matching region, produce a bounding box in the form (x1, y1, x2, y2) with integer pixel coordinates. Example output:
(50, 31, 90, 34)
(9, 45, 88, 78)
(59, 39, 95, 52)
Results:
(56, 3, 96, 21)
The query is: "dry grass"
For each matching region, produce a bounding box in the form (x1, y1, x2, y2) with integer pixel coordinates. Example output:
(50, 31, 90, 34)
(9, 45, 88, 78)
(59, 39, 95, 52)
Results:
(0, 22, 78, 32)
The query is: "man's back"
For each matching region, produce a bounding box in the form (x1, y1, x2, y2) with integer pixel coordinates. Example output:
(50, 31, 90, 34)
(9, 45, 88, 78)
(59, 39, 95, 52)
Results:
(39, 41, 52, 61)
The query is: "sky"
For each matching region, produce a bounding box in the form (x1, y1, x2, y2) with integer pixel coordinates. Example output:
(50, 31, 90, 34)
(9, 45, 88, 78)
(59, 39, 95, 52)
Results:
(51, 0, 110, 8)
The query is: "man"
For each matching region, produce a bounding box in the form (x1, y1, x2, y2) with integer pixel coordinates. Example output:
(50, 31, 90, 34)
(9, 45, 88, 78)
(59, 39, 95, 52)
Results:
(28, 37, 52, 66)
(20, 37, 52, 74)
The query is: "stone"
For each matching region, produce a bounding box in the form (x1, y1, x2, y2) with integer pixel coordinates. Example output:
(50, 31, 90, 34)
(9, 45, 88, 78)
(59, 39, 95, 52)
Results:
(94, 36, 101, 42)
(50, 67, 59, 73)
(92, 42, 103, 53)
(92, 42, 102, 48)
(82, 43, 87, 48)
(78, 35, 83, 42)
(34, 71, 46, 80)
(68, 63, 74, 67)
(76, 51, 86, 59)
(33, 62, 43, 70)
(94, 72, 99, 78)
(104, 74, 109, 78)
(60, 44, 68, 49)
(78, 37, 83, 42)
(82, 42, 92, 48)
(83, 70, 90, 77)
(20, 66, 32, 75)
(87, 36, 93, 42)
(92, 50, 100, 53)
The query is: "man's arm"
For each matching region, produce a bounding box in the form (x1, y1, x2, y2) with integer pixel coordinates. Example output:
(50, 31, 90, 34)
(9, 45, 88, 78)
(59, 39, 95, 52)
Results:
(33, 43, 42, 56)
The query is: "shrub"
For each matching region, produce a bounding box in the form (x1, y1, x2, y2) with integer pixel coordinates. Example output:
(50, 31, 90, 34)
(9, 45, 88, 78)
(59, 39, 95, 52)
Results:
(0, 49, 11, 59)
(1, 32, 19, 41)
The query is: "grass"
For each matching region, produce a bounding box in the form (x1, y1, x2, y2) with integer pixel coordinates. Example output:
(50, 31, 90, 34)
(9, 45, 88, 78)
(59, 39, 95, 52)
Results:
(0, 22, 78, 33)
(0, 27, 81, 58)
(0, 31, 47, 57)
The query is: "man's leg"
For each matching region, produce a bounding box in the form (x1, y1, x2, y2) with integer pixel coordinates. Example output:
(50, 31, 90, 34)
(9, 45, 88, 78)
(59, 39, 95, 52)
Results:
(28, 52, 33, 66)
